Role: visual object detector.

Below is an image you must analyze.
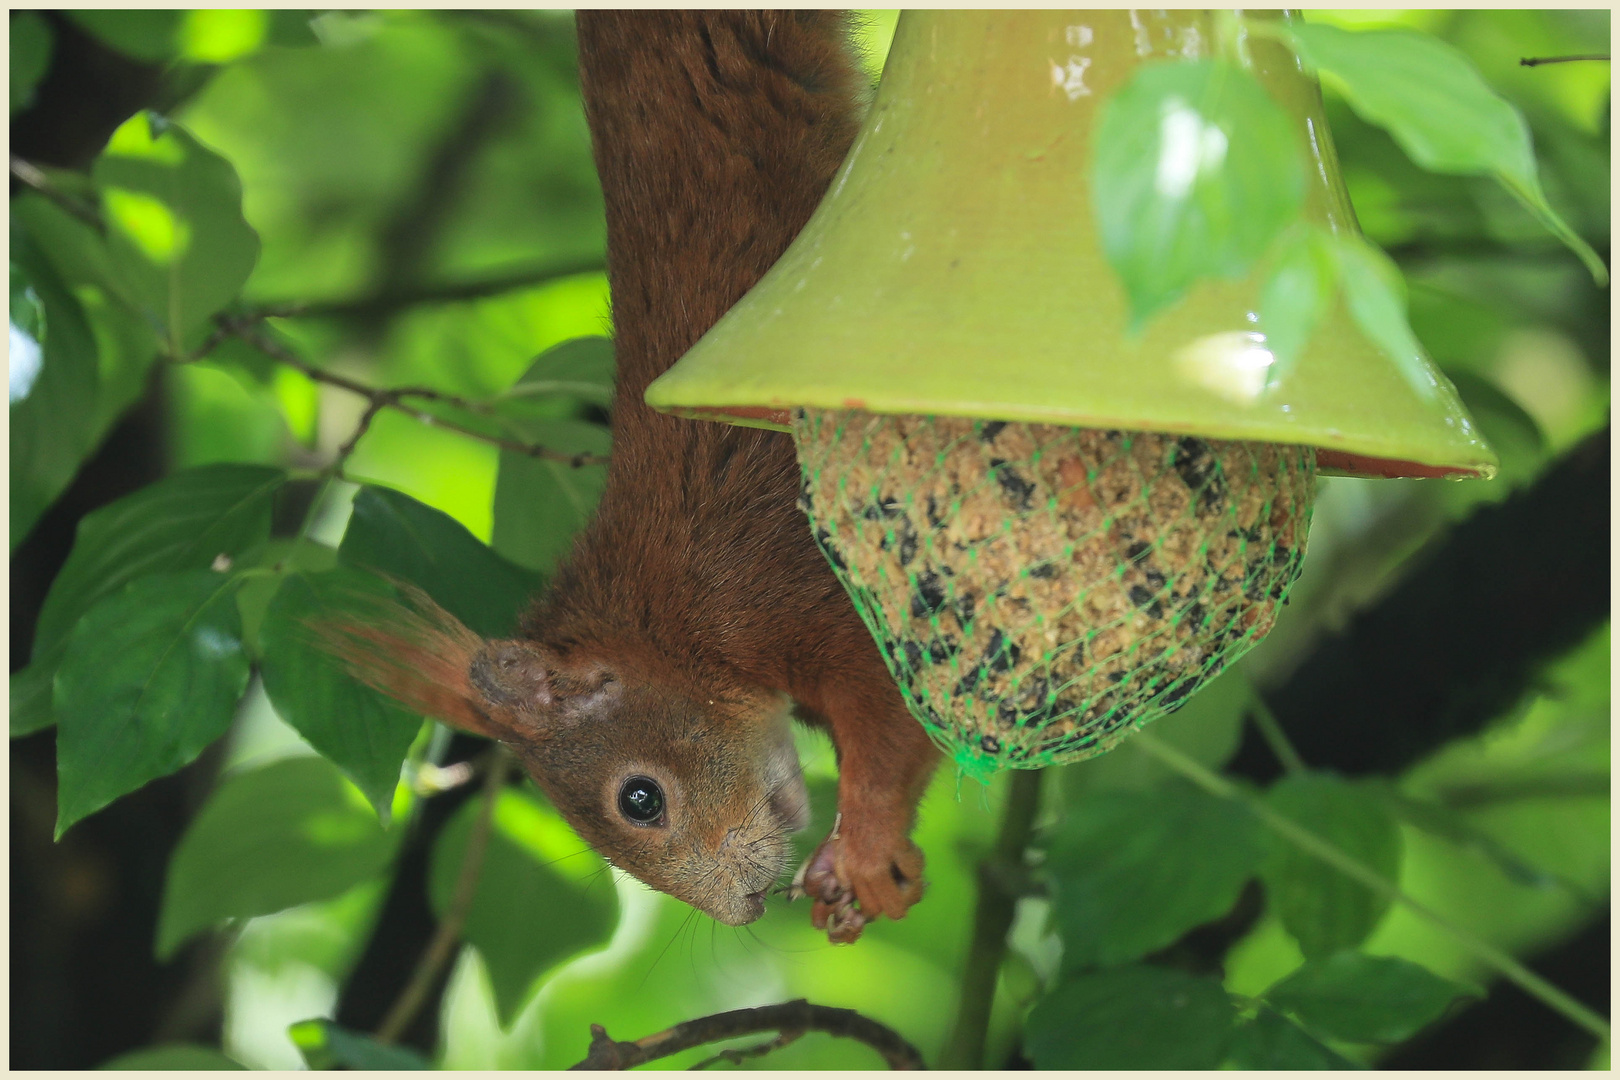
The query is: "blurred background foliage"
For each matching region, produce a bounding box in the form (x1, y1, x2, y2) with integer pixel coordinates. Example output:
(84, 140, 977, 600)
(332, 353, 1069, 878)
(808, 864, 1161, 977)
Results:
(9, 7, 1608, 1071)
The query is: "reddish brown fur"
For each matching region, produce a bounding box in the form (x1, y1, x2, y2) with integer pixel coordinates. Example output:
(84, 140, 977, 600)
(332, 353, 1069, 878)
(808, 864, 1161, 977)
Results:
(558, 9, 941, 930)
(326, 12, 940, 937)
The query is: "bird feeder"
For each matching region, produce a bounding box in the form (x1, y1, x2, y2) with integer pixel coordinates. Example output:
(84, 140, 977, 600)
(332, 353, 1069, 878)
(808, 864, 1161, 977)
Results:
(644, 10, 1497, 780)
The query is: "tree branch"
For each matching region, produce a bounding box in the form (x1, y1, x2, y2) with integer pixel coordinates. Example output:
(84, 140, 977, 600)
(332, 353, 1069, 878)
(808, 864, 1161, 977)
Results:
(263, 255, 608, 320)
(375, 748, 511, 1045)
(569, 1000, 926, 1070)
(205, 315, 610, 469)
(938, 768, 1045, 1070)
(1229, 424, 1610, 781)
(10, 154, 104, 233)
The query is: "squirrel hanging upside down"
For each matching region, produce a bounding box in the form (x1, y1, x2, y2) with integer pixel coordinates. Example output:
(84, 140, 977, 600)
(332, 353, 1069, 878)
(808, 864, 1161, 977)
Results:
(320, 11, 940, 944)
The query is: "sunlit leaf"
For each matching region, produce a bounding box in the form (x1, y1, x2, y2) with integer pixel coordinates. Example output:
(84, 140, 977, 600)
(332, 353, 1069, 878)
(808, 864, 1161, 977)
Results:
(1265, 951, 1481, 1043)
(429, 785, 619, 1024)
(339, 485, 542, 638)
(492, 419, 610, 575)
(157, 756, 396, 958)
(1093, 58, 1305, 325)
(1286, 22, 1607, 285)
(1261, 773, 1402, 958)
(92, 113, 261, 354)
(1227, 1007, 1358, 1069)
(257, 567, 424, 817)
(55, 571, 252, 837)
(1046, 779, 1265, 968)
(1026, 965, 1237, 1069)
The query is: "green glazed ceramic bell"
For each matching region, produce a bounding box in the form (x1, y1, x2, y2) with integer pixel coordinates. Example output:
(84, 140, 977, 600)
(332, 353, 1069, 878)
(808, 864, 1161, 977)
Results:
(644, 10, 1498, 779)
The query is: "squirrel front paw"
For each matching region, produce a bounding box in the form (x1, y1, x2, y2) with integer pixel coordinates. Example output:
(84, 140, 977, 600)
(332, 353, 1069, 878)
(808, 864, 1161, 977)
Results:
(793, 815, 925, 943)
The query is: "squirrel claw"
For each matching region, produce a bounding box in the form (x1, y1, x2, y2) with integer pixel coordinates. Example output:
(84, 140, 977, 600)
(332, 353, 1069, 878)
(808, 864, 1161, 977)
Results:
(798, 827, 925, 944)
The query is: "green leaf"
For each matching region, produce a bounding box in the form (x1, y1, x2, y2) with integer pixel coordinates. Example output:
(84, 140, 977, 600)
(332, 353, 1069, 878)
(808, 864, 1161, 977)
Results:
(157, 756, 396, 958)
(10, 12, 53, 116)
(339, 485, 542, 639)
(1326, 234, 1440, 397)
(288, 1019, 429, 1070)
(67, 11, 184, 62)
(10, 239, 103, 552)
(11, 662, 57, 738)
(257, 568, 424, 817)
(491, 418, 610, 575)
(91, 112, 261, 353)
(1046, 780, 1266, 967)
(1260, 772, 1402, 958)
(1093, 58, 1305, 325)
(32, 463, 284, 663)
(1026, 966, 1237, 1069)
(1256, 226, 1336, 379)
(1227, 1007, 1359, 1069)
(235, 538, 340, 658)
(55, 571, 252, 838)
(1286, 22, 1607, 285)
(430, 784, 619, 1024)
(1265, 951, 1481, 1044)
(99, 1044, 247, 1070)
(493, 336, 616, 413)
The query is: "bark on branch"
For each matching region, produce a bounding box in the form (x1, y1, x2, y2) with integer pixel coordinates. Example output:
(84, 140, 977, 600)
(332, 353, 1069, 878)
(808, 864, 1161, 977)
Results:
(568, 999, 926, 1070)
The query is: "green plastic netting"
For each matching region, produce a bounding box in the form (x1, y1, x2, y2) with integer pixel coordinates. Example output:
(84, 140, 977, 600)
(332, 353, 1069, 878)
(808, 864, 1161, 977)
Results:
(793, 410, 1315, 781)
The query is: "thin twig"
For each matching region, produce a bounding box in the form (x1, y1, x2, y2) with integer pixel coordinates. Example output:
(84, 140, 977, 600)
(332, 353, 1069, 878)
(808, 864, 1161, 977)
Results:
(1131, 731, 1611, 1044)
(570, 999, 925, 1070)
(10, 154, 105, 233)
(1248, 694, 1308, 776)
(217, 317, 610, 468)
(938, 768, 1045, 1070)
(375, 749, 512, 1045)
(252, 255, 607, 320)
(1520, 53, 1609, 67)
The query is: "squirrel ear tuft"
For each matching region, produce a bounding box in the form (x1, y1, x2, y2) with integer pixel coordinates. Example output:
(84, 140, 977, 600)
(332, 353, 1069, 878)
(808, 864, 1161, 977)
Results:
(308, 582, 513, 743)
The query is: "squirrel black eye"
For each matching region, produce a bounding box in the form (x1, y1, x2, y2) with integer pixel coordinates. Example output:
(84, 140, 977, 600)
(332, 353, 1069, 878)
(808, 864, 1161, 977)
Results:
(618, 776, 665, 825)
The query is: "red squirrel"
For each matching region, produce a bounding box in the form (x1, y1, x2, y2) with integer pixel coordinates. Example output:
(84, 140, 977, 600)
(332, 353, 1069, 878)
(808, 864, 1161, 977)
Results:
(323, 11, 940, 943)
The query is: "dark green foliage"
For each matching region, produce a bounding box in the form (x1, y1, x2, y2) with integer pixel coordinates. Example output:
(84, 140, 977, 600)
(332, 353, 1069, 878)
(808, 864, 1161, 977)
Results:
(1025, 966, 1237, 1069)
(157, 756, 398, 958)
(428, 785, 619, 1023)
(257, 567, 425, 816)
(1265, 951, 1482, 1044)
(1046, 780, 1266, 967)
(54, 571, 251, 837)
(339, 484, 542, 638)
(32, 463, 284, 661)
(10, 239, 102, 549)
(1228, 1007, 1359, 1069)
(1261, 772, 1403, 957)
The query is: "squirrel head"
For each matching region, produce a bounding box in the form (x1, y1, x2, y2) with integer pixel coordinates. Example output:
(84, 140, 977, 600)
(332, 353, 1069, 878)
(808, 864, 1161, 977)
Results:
(314, 585, 810, 926)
